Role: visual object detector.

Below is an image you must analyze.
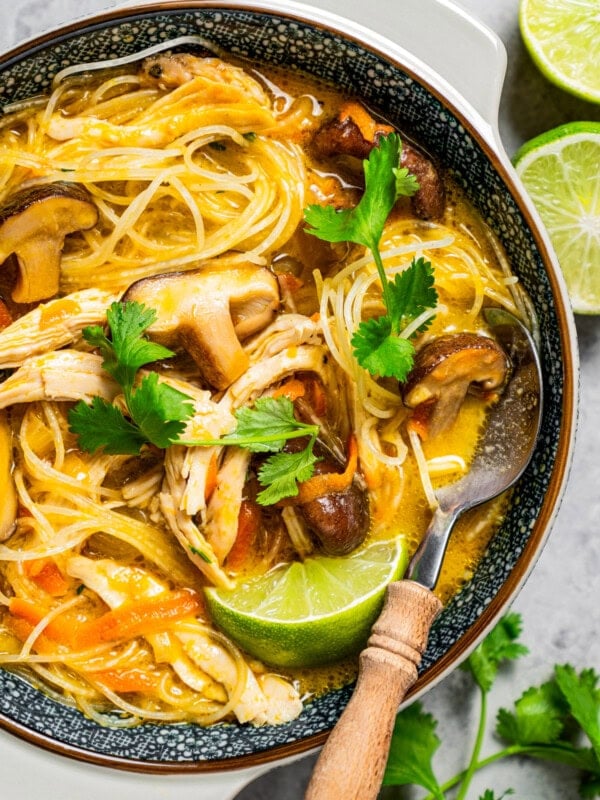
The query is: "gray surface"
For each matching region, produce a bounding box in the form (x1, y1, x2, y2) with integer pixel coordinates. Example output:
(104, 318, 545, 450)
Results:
(1, 1, 599, 798)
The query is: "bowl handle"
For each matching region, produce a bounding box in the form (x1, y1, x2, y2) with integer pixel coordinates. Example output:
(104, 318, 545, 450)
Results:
(298, 0, 508, 129)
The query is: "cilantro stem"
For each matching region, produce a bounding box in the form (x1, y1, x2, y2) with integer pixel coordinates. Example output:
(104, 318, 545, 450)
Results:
(455, 687, 488, 800)
(178, 424, 319, 449)
(370, 244, 394, 321)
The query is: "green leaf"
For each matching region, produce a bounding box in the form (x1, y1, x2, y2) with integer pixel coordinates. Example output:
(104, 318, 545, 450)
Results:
(87, 301, 175, 392)
(229, 396, 315, 453)
(351, 316, 415, 380)
(387, 257, 437, 333)
(304, 132, 405, 251)
(383, 702, 442, 794)
(555, 665, 600, 759)
(496, 681, 567, 745)
(256, 446, 320, 506)
(68, 397, 148, 455)
(128, 372, 194, 449)
(463, 612, 529, 692)
(394, 165, 420, 197)
(478, 791, 515, 800)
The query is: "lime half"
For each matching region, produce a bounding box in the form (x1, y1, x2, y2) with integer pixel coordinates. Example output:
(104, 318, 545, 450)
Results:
(205, 537, 408, 668)
(514, 122, 600, 314)
(519, 0, 600, 103)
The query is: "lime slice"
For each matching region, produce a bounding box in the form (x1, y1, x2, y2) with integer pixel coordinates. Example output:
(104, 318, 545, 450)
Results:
(519, 0, 600, 103)
(514, 122, 600, 314)
(205, 537, 408, 668)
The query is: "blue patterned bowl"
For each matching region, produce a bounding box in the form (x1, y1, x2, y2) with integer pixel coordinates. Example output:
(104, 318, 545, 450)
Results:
(0, 0, 577, 774)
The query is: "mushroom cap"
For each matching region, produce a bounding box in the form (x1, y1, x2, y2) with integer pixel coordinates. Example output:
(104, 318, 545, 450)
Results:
(403, 331, 510, 438)
(122, 264, 280, 390)
(0, 182, 98, 303)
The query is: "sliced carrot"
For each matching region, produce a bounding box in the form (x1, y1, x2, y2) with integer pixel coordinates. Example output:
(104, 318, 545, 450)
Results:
(272, 378, 306, 403)
(301, 375, 328, 417)
(204, 451, 219, 502)
(338, 100, 394, 142)
(0, 299, 12, 331)
(24, 559, 70, 596)
(74, 588, 203, 650)
(87, 667, 161, 693)
(294, 433, 359, 505)
(8, 597, 76, 646)
(226, 499, 262, 572)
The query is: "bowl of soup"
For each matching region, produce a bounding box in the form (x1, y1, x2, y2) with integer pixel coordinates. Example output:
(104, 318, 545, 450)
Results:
(0, 0, 577, 775)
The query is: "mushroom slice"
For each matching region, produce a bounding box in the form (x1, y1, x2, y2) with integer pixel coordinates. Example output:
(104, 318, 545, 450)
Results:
(0, 183, 98, 303)
(123, 265, 280, 390)
(312, 100, 445, 220)
(403, 332, 510, 439)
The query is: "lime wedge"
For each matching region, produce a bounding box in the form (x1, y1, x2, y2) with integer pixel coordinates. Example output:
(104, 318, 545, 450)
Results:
(519, 0, 600, 103)
(205, 537, 408, 668)
(514, 122, 600, 314)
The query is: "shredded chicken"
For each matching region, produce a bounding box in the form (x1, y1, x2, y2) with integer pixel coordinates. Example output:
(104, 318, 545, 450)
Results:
(0, 350, 119, 409)
(244, 313, 323, 362)
(0, 289, 117, 368)
(66, 555, 303, 726)
(204, 447, 251, 563)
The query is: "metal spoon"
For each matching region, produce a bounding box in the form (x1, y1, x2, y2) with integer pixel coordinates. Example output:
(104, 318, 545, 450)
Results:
(305, 308, 543, 800)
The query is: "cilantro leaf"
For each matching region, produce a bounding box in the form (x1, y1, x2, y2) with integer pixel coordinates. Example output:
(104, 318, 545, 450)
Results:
(304, 132, 411, 252)
(225, 396, 316, 453)
(84, 301, 174, 392)
(496, 680, 567, 745)
(256, 445, 320, 506)
(351, 316, 415, 380)
(128, 372, 195, 449)
(394, 165, 420, 197)
(479, 791, 515, 800)
(68, 396, 148, 455)
(387, 257, 437, 333)
(555, 665, 600, 759)
(463, 612, 529, 692)
(382, 702, 442, 795)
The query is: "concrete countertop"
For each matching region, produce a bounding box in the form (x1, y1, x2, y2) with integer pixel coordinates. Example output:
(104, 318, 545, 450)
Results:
(0, 2, 598, 798)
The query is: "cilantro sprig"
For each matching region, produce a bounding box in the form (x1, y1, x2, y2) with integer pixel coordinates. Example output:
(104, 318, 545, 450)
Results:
(383, 613, 600, 798)
(303, 132, 437, 381)
(181, 396, 321, 506)
(68, 302, 195, 454)
(68, 306, 320, 505)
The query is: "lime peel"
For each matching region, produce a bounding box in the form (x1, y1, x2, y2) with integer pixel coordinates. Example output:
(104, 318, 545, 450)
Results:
(205, 537, 408, 668)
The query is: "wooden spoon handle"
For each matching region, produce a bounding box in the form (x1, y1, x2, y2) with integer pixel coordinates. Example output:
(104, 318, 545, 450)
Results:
(305, 580, 442, 800)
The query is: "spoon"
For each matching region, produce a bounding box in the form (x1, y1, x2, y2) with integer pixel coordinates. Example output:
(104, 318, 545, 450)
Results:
(305, 308, 543, 800)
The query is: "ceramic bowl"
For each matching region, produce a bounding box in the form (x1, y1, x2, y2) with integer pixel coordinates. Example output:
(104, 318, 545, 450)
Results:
(0, 0, 577, 776)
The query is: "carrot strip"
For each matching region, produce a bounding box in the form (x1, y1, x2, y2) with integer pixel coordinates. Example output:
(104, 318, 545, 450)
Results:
(24, 559, 70, 596)
(204, 451, 219, 502)
(87, 667, 161, 693)
(0, 299, 12, 331)
(226, 499, 261, 572)
(272, 378, 306, 402)
(74, 588, 203, 649)
(8, 597, 76, 646)
(295, 433, 359, 505)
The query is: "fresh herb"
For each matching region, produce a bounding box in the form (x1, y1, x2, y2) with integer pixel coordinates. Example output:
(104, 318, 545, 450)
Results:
(209, 141, 227, 151)
(303, 132, 437, 381)
(182, 396, 321, 506)
(68, 301, 194, 455)
(383, 613, 600, 798)
(189, 546, 212, 563)
(243, 131, 257, 142)
(68, 302, 320, 504)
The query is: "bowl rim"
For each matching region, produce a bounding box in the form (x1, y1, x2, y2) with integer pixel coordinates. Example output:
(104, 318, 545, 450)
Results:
(0, 0, 579, 774)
